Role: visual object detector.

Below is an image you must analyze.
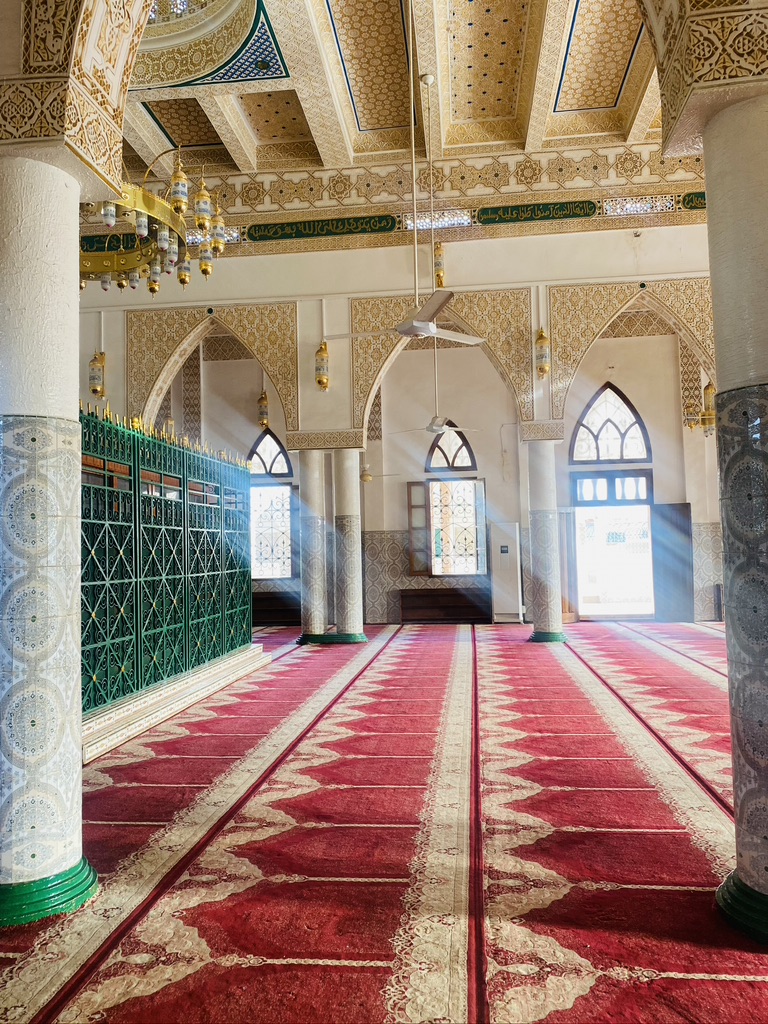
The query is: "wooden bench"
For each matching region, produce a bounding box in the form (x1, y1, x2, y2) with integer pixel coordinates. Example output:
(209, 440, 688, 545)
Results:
(252, 588, 301, 626)
(399, 586, 491, 624)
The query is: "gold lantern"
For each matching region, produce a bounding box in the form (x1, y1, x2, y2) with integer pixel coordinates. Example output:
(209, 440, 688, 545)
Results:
(89, 350, 106, 399)
(315, 340, 330, 391)
(535, 327, 551, 379)
(257, 390, 269, 428)
(434, 241, 445, 288)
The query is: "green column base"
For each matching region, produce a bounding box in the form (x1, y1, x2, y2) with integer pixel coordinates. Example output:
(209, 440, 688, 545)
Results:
(0, 857, 98, 928)
(297, 632, 368, 645)
(716, 870, 768, 943)
(530, 630, 567, 643)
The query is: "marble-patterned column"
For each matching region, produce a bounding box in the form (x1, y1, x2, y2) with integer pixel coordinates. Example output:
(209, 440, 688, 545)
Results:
(333, 449, 367, 642)
(297, 449, 328, 643)
(702, 97, 768, 940)
(527, 440, 565, 643)
(0, 157, 98, 925)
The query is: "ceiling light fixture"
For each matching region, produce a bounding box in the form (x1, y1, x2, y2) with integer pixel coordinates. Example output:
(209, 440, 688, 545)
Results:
(79, 149, 230, 297)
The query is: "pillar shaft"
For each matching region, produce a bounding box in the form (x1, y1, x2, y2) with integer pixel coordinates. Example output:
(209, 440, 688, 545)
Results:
(0, 157, 97, 924)
(298, 449, 327, 641)
(333, 449, 366, 642)
(527, 440, 565, 642)
(704, 96, 768, 940)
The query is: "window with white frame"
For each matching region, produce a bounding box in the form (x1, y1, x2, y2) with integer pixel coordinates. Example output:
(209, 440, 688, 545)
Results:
(408, 425, 486, 576)
(248, 429, 295, 580)
(570, 384, 651, 464)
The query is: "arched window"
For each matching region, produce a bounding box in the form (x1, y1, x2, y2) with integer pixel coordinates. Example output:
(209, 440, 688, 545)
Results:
(248, 429, 295, 579)
(408, 425, 486, 577)
(570, 384, 651, 464)
(425, 422, 477, 472)
(248, 428, 293, 477)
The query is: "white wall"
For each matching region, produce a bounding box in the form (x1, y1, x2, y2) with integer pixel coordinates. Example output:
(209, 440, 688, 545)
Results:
(78, 223, 711, 424)
(202, 357, 287, 455)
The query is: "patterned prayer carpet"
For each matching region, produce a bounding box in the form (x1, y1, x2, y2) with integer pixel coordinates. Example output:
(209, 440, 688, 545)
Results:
(566, 622, 732, 809)
(4, 621, 768, 1024)
(475, 624, 768, 1023)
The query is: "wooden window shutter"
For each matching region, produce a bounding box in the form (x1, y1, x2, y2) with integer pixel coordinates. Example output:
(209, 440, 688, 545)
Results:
(407, 481, 430, 576)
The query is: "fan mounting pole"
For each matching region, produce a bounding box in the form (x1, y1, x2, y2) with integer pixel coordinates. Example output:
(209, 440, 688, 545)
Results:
(407, 0, 419, 308)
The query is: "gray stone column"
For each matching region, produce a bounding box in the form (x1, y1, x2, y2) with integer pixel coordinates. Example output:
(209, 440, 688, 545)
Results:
(0, 157, 98, 925)
(333, 449, 367, 642)
(702, 96, 768, 940)
(527, 440, 565, 642)
(298, 449, 328, 643)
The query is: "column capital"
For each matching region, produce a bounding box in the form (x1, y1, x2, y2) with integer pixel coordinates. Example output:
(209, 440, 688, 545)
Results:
(637, 2, 768, 155)
(520, 420, 565, 443)
(0, 0, 153, 197)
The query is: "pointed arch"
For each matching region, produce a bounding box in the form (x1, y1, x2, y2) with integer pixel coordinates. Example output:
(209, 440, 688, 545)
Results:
(137, 307, 295, 432)
(248, 428, 293, 478)
(351, 290, 529, 446)
(551, 280, 716, 422)
(425, 422, 477, 473)
(569, 383, 651, 464)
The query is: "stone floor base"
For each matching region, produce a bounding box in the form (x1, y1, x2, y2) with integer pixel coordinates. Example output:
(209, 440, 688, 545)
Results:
(81, 644, 271, 762)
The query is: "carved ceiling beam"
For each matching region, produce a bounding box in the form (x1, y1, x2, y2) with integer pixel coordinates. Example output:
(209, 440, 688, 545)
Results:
(123, 101, 175, 177)
(197, 94, 260, 172)
(413, 0, 444, 158)
(626, 70, 661, 145)
(266, 0, 354, 168)
(519, 0, 575, 152)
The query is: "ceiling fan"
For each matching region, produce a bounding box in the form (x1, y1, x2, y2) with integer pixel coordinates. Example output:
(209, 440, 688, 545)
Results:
(322, 18, 486, 352)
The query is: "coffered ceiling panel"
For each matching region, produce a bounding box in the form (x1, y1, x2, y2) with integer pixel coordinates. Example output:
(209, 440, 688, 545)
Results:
(449, 0, 531, 123)
(326, 0, 411, 131)
(147, 98, 224, 147)
(556, 0, 643, 112)
(240, 91, 313, 142)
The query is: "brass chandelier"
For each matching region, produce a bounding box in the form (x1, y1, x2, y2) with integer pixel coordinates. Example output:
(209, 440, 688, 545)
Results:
(79, 149, 229, 296)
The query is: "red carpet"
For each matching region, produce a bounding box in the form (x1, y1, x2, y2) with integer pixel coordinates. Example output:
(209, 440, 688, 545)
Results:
(5, 621, 768, 1023)
(475, 624, 768, 1024)
(20, 625, 473, 1024)
(0, 626, 397, 1019)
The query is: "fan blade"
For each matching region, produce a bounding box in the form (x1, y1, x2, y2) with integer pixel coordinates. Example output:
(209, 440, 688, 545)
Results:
(396, 290, 454, 334)
(415, 289, 454, 323)
(433, 328, 486, 346)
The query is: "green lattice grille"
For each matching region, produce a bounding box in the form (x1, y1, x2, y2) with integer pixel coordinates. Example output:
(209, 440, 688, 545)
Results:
(80, 414, 252, 715)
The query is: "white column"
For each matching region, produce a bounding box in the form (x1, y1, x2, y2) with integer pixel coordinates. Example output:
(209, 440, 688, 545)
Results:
(702, 96, 768, 935)
(298, 448, 327, 641)
(333, 448, 366, 641)
(527, 439, 565, 642)
(0, 157, 97, 924)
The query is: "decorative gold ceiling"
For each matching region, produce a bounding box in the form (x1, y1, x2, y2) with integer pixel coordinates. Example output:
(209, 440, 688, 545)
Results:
(239, 91, 312, 143)
(108, 0, 683, 247)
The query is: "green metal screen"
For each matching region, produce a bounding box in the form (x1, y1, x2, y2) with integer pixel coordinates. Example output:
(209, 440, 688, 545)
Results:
(81, 412, 252, 715)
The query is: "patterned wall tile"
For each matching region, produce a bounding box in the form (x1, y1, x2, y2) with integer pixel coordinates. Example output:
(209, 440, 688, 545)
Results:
(692, 521, 723, 622)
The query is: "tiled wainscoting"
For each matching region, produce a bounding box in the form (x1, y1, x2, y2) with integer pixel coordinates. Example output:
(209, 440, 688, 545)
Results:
(362, 530, 487, 623)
